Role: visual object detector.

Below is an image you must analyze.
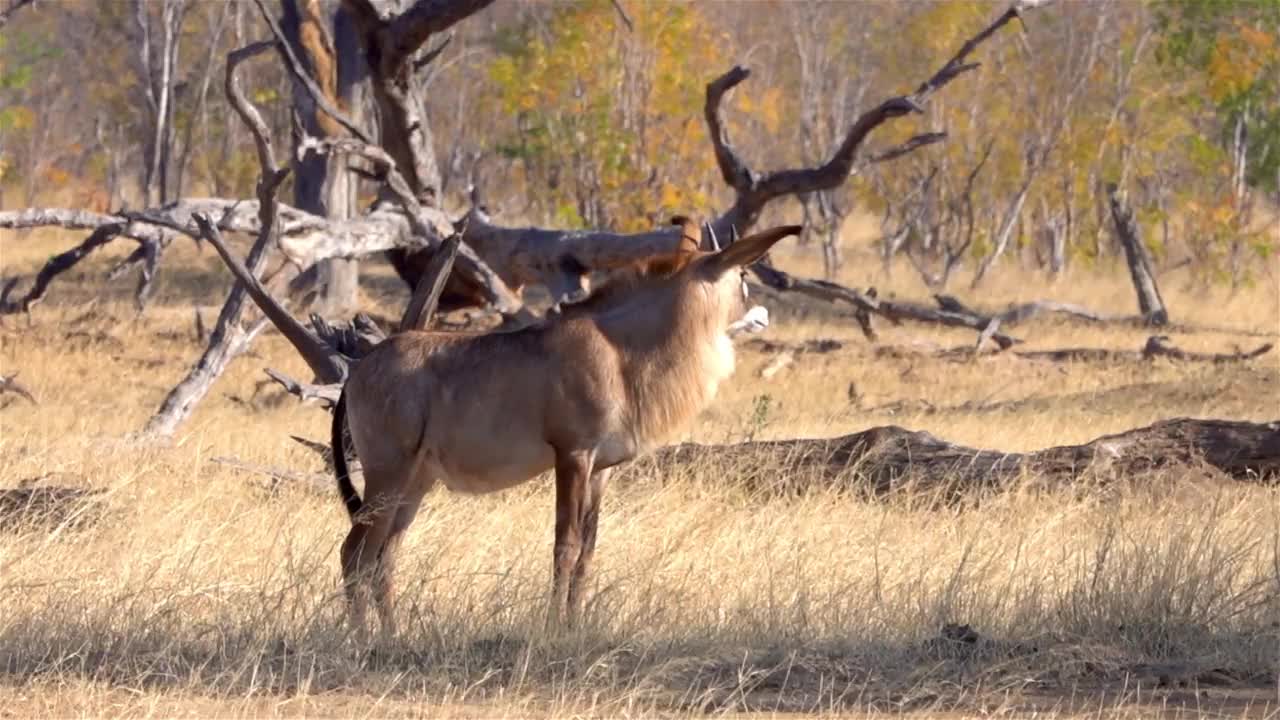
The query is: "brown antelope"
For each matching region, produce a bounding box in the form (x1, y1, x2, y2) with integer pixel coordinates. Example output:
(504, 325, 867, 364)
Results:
(331, 219, 801, 639)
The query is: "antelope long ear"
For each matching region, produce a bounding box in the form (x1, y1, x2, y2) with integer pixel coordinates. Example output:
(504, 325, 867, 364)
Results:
(704, 225, 803, 276)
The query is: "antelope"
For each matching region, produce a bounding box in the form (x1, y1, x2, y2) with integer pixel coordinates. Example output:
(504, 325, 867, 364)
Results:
(331, 219, 801, 639)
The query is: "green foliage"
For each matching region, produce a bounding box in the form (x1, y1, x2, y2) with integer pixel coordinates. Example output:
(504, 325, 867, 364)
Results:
(487, 0, 724, 230)
(0, 30, 63, 186)
(1154, 0, 1280, 193)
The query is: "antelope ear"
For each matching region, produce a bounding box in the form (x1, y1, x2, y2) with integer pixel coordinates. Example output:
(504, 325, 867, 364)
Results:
(704, 225, 803, 276)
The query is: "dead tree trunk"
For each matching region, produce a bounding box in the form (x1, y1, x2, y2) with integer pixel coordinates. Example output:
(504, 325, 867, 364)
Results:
(320, 5, 366, 317)
(337, 0, 485, 305)
(283, 0, 366, 319)
(1107, 182, 1169, 327)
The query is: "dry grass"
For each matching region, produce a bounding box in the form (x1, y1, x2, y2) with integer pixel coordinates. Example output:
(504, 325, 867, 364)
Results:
(1, 225, 1279, 718)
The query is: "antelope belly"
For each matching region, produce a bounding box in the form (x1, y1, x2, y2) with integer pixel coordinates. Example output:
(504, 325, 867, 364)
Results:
(434, 440, 555, 494)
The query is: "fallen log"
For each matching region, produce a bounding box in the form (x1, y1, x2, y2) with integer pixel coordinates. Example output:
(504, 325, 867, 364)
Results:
(744, 335, 1272, 366)
(750, 263, 1023, 348)
(1015, 336, 1273, 364)
(632, 417, 1280, 497)
(0, 477, 104, 533)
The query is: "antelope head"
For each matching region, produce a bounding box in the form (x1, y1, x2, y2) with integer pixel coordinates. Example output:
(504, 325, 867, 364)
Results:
(566, 217, 797, 340)
(665, 217, 799, 338)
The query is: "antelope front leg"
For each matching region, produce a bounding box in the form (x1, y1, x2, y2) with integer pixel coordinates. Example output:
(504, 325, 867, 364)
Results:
(550, 449, 593, 630)
(567, 467, 609, 621)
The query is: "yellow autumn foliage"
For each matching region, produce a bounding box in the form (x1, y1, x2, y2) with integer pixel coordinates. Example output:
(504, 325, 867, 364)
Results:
(489, 0, 725, 230)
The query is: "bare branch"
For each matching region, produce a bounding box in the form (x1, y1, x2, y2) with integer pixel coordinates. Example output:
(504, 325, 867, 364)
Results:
(750, 262, 1022, 349)
(263, 368, 342, 407)
(609, 0, 633, 31)
(1013, 336, 1273, 364)
(0, 373, 36, 404)
(1108, 183, 1169, 326)
(1, 200, 466, 281)
(290, 434, 333, 464)
(705, 3, 1041, 235)
(0, 0, 38, 28)
(867, 132, 949, 165)
(146, 42, 297, 437)
(1141, 336, 1272, 363)
(704, 65, 755, 190)
(132, 237, 162, 314)
(193, 213, 347, 384)
(252, 0, 372, 144)
(412, 32, 453, 72)
(227, 41, 284, 176)
(0, 208, 174, 245)
(377, 0, 495, 72)
(0, 224, 125, 315)
(995, 300, 1111, 325)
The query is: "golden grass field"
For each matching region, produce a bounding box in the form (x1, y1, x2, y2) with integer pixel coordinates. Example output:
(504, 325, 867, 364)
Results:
(1, 222, 1278, 718)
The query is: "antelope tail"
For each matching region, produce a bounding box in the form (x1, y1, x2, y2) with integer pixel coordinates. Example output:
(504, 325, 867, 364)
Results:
(331, 388, 363, 520)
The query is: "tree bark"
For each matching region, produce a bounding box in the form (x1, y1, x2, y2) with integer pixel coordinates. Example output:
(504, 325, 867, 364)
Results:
(284, 0, 366, 319)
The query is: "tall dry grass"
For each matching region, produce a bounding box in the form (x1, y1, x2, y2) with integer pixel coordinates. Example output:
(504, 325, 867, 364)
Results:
(0, 226, 1278, 717)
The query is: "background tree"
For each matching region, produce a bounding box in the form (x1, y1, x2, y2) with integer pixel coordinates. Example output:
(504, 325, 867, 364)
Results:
(281, 0, 366, 318)
(488, 0, 725, 230)
(1153, 0, 1280, 286)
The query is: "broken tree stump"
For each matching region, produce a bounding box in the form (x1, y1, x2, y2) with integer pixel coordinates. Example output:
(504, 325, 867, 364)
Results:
(1108, 183, 1169, 327)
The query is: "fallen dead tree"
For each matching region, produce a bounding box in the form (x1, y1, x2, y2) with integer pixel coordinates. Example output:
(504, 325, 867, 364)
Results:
(633, 417, 1280, 498)
(740, 335, 1272, 372)
(750, 263, 1021, 347)
(751, 263, 1276, 347)
(1016, 335, 1274, 363)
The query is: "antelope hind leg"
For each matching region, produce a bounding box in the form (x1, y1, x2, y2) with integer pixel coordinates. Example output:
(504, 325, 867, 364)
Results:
(340, 506, 395, 646)
(340, 466, 422, 645)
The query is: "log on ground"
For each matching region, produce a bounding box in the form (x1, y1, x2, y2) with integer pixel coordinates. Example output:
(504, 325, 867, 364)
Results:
(634, 418, 1280, 497)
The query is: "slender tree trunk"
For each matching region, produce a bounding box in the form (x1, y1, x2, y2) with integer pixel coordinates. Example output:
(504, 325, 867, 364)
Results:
(970, 178, 1033, 289)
